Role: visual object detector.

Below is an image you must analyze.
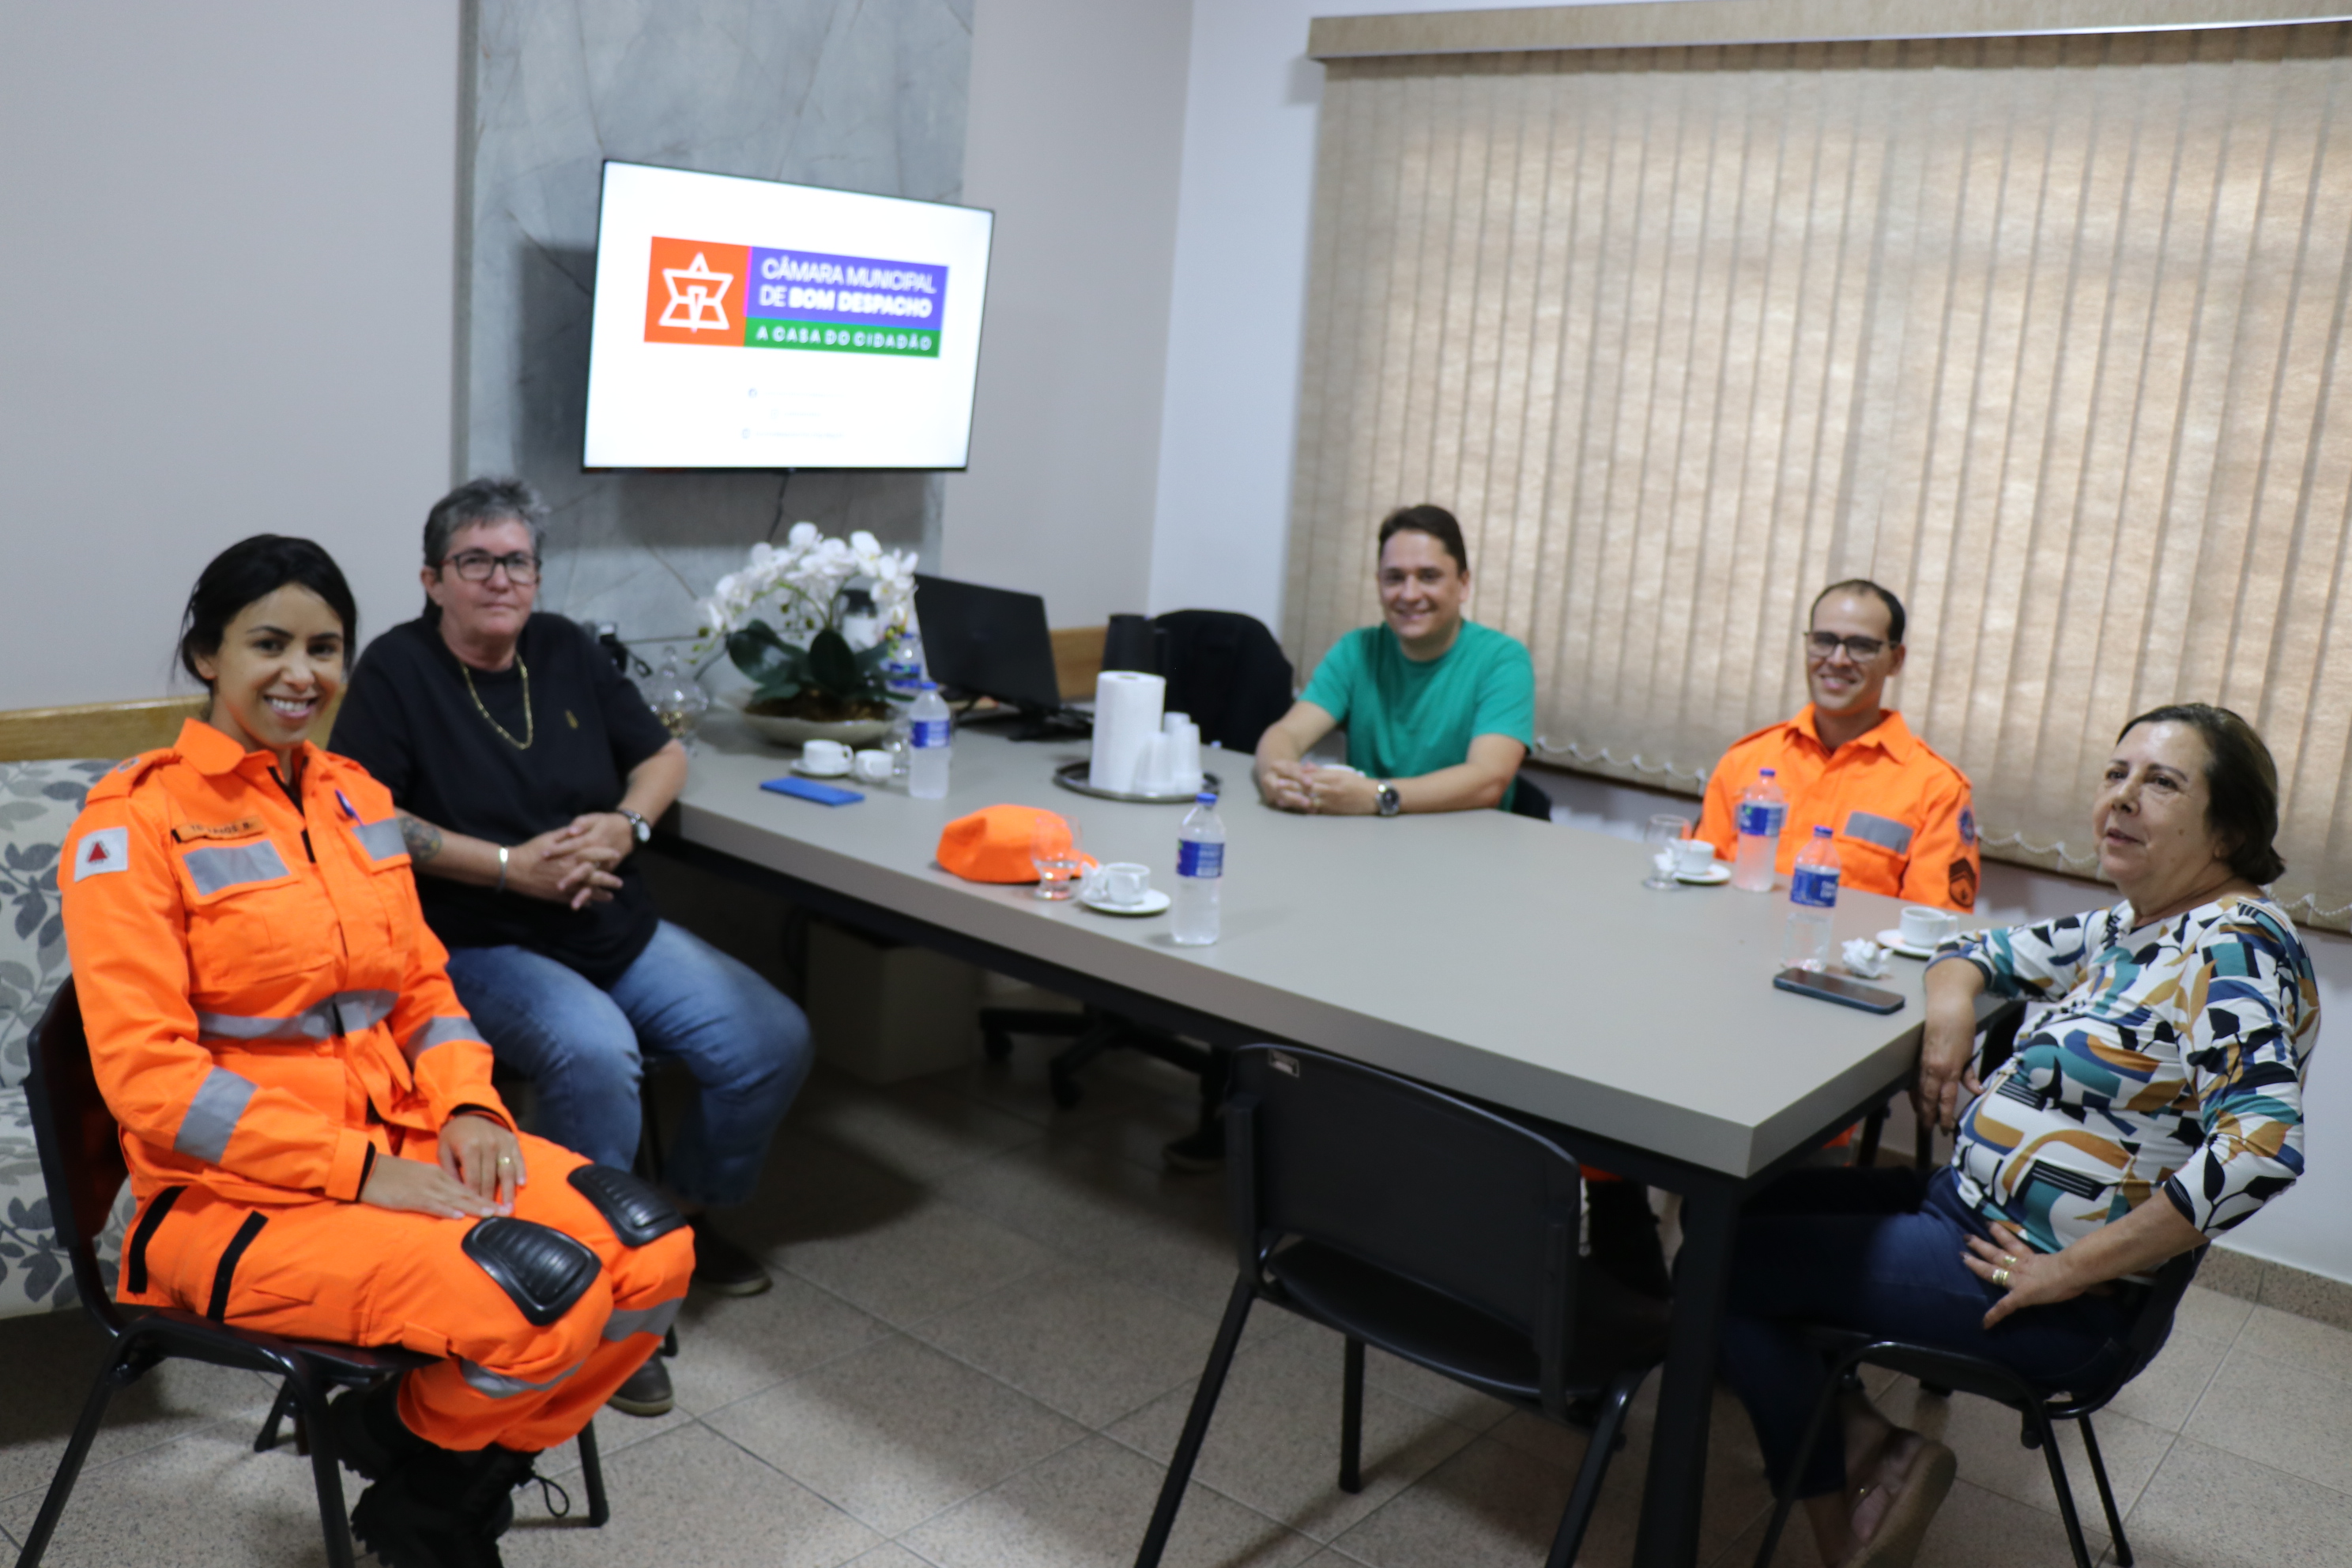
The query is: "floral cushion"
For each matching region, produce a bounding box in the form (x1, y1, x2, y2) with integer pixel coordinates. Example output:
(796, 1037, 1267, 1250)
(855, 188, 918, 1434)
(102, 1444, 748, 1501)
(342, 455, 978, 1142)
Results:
(0, 760, 112, 1091)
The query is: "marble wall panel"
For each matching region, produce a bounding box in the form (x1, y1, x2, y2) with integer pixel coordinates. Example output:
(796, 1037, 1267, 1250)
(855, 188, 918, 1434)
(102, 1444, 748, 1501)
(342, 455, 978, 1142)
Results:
(462, 0, 972, 654)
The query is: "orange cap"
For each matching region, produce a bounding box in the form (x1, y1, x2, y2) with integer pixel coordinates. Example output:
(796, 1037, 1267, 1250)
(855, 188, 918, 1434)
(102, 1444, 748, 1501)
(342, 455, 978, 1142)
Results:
(936, 805, 1095, 883)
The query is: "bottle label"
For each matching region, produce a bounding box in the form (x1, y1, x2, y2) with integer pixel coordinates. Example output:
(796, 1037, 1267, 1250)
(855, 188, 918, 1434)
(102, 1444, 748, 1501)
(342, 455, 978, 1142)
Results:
(1177, 840, 1223, 879)
(1790, 867, 1839, 908)
(911, 718, 951, 749)
(1736, 802, 1786, 839)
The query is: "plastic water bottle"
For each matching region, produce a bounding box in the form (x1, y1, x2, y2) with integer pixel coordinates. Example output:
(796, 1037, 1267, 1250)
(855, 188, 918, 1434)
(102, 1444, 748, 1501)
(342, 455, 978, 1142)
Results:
(908, 681, 952, 800)
(1172, 793, 1225, 946)
(1732, 767, 1788, 892)
(884, 631, 925, 781)
(1781, 826, 1841, 971)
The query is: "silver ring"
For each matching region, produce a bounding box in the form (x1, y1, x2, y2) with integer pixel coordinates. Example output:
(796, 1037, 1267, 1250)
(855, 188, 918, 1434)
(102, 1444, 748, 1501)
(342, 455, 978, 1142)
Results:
(2001, 1253, 2017, 1268)
(1993, 1266, 2011, 1288)
(497, 1155, 514, 1167)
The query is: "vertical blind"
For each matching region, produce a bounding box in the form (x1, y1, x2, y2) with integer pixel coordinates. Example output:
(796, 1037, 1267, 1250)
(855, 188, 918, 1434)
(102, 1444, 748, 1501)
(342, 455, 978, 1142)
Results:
(1287, 24, 2352, 928)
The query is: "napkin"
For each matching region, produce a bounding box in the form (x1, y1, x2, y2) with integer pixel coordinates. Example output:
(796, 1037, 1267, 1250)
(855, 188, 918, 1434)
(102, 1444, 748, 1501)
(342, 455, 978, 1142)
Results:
(1841, 937, 1891, 978)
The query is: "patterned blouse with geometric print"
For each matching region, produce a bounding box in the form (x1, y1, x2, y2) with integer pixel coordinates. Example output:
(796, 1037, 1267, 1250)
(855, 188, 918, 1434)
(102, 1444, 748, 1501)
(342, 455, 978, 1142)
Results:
(1936, 895, 2318, 1256)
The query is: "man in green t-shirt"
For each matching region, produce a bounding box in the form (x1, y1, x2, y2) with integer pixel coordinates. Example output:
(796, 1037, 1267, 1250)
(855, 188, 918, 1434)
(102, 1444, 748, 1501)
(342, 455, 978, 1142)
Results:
(1255, 504, 1535, 816)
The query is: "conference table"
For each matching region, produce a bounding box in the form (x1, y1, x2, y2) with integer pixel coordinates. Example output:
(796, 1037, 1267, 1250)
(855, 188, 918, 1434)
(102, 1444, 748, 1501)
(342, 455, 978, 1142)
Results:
(657, 712, 1943, 1568)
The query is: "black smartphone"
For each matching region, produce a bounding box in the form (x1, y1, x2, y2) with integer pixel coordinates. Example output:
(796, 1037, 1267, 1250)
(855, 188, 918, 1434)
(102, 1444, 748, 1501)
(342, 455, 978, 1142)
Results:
(1773, 967, 1906, 1015)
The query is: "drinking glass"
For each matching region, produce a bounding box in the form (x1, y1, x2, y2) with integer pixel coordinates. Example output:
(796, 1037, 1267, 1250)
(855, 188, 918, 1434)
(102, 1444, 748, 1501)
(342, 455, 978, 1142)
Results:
(1644, 812, 1694, 889)
(1032, 816, 1083, 900)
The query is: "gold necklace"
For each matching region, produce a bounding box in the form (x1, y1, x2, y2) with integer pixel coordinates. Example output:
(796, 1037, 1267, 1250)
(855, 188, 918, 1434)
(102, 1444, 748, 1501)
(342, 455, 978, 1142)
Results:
(461, 655, 533, 749)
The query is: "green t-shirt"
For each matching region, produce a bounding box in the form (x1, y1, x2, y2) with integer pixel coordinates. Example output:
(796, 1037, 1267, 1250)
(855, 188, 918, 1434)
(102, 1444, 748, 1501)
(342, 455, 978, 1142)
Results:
(1298, 620, 1536, 808)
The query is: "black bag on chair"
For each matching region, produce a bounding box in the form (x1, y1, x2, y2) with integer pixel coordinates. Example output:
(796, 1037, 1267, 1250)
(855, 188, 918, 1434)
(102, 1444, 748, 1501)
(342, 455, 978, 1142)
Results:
(1152, 610, 1295, 756)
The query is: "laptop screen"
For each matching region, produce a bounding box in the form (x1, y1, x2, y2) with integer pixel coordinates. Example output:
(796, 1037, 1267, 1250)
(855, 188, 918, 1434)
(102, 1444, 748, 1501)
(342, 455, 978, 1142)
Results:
(911, 574, 1065, 713)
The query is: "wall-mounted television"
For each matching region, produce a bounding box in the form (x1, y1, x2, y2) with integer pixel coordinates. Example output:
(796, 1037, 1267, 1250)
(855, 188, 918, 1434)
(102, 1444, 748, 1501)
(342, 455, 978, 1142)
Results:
(582, 160, 994, 470)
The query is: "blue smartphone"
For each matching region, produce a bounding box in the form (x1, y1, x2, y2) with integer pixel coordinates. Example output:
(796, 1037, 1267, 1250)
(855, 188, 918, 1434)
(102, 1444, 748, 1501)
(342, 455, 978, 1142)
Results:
(1773, 967, 1905, 1014)
(761, 776, 865, 807)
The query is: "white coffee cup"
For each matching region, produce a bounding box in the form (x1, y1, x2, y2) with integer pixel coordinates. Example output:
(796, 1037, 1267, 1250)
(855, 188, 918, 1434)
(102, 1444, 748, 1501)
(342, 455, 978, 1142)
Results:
(1899, 905, 1961, 950)
(852, 748, 893, 783)
(1672, 839, 1717, 876)
(1085, 861, 1152, 906)
(801, 739, 851, 775)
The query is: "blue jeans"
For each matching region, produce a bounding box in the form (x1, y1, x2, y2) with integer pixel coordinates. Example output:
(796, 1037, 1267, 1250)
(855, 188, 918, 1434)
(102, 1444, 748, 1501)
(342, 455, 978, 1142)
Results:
(1717, 1167, 2135, 1498)
(443, 922, 813, 1208)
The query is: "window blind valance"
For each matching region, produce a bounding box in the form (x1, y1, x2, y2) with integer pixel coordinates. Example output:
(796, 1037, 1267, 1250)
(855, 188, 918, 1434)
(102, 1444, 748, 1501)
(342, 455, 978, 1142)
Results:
(1285, 24, 2352, 927)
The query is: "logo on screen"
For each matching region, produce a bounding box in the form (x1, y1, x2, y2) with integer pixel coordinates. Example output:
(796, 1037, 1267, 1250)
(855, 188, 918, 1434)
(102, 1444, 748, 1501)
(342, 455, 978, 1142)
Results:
(643, 238, 748, 345)
(642, 236, 948, 358)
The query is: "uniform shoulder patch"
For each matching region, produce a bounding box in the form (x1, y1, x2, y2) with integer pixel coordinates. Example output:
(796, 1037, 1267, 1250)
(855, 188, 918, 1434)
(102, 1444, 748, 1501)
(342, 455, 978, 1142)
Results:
(1948, 858, 1979, 910)
(74, 826, 130, 880)
(1958, 805, 1977, 846)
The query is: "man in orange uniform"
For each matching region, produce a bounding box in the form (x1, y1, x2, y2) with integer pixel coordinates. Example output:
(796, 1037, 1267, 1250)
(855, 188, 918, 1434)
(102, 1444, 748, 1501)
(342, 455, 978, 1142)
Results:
(1698, 579, 1979, 912)
(62, 535, 694, 1566)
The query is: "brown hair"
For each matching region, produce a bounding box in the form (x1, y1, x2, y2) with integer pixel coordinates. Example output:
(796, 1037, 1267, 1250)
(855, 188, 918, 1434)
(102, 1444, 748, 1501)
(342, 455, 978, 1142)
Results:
(1811, 579, 1907, 646)
(1377, 504, 1469, 575)
(2116, 703, 2286, 885)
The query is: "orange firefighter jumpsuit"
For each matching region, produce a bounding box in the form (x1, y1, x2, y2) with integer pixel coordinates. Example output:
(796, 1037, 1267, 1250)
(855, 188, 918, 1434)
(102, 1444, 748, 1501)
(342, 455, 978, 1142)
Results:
(59, 718, 694, 1453)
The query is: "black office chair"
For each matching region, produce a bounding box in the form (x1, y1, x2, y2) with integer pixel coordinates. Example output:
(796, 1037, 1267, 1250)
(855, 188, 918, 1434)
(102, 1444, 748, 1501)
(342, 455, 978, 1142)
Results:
(1753, 1243, 2204, 1568)
(1134, 1045, 1671, 1568)
(1509, 773, 1555, 821)
(17, 978, 609, 1568)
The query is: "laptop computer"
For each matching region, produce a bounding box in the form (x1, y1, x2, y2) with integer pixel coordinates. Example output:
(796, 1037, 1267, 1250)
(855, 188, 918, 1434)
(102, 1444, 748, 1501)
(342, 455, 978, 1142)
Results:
(912, 574, 1091, 738)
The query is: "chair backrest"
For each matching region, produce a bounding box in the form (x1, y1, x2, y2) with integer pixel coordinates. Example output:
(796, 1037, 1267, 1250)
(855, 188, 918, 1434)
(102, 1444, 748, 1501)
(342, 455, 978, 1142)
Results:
(24, 978, 130, 1334)
(1507, 775, 1553, 821)
(1152, 611, 1296, 756)
(1225, 1044, 1581, 1345)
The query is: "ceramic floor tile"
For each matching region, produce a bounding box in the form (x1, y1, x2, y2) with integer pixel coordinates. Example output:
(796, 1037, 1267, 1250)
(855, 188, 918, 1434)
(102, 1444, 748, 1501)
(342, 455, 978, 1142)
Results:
(664, 1270, 892, 1414)
(2233, 1302, 2352, 1384)
(0, 1419, 360, 1567)
(0, 1311, 276, 1506)
(703, 1334, 1085, 1536)
(1090, 1207, 1257, 1320)
(930, 1039, 1169, 1132)
(846, 1547, 941, 1568)
(2113, 1437, 2352, 1567)
(1031, 1091, 1216, 1178)
(1325, 1431, 1627, 1568)
(911, 1263, 1223, 1428)
(1356, 1343, 1518, 1436)
(1106, 1322, 1481, 1542)
(902, 1433, 1319, 1568)
(1871, 1376, 2175, 1524)
(1713, 1475, 2108, 1568)
(2099, 1329, 2229, 1434)
(499, 1422, 880, 1568)
(941, 1139, 1202, 1260)
(2182, 1345, 2352, 1492)
(2173, 1283, 2256, 1344)
(537, 1403, 696, 1479)
(793, 1069, 1044, 1183)
(776, 1194, 1061, 1329)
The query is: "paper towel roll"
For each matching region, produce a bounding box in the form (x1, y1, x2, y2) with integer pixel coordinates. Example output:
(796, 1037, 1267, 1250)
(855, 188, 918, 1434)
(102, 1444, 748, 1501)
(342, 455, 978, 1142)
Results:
(1090, 671, 1166, 793)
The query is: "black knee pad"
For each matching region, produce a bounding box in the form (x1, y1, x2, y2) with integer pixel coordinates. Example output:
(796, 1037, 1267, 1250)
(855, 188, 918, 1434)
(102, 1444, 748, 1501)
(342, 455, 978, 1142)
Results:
(568, 1165, 686, 1248)
(462, 1217, 601, 1327)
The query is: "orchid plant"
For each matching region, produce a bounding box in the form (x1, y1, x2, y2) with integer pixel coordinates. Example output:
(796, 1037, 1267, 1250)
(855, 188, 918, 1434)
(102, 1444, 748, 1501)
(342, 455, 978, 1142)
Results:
(696, 524, 920, 719)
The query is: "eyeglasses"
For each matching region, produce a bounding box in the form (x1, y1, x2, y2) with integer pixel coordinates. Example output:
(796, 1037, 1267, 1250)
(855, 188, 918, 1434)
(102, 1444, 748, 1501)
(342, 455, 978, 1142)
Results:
(443, 550, 541, 584)
(1804, 631, 1889, 661)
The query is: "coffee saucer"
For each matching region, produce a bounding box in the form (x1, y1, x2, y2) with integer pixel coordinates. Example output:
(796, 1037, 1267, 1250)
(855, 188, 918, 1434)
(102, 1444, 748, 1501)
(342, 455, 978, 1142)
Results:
(793, 760, 852, 778)
(1674, 864, 1732, 886)
(1082, 889, 1171, 917)
(1875, 929, 1941, 959)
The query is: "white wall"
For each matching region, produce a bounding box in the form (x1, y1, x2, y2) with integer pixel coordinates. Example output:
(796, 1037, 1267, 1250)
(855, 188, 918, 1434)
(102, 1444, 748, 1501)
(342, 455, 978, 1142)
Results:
(0, 2, 459, 709)
(944, 0, 1195, 628)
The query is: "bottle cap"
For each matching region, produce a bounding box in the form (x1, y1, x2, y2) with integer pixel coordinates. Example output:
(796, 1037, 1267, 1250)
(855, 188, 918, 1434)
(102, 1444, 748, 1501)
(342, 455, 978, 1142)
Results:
(1813, 824, 1832, 836)
(1196, 792, 1218, 805)
(919, 680, 937, 692)
(1760, 767, 1776, 778)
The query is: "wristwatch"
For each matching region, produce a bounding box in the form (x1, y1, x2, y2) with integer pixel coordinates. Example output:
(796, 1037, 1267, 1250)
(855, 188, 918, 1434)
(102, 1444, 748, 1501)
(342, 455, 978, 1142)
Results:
(1376, 782, 1401, 817)
(618, 808, 652, 843)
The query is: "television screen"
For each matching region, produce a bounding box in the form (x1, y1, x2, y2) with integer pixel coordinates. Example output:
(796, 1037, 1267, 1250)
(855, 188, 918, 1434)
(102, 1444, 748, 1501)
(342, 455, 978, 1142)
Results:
(582, 160, 994, 470)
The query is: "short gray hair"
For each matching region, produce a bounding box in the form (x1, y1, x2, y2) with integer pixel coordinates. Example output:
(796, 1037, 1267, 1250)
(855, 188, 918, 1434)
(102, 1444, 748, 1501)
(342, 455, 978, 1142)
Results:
(424, 477, 548, 567)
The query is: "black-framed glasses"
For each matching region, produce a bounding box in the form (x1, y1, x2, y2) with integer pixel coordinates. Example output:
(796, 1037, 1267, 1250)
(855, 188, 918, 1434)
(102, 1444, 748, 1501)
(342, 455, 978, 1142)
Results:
(1804, 631, 1888, 661)
(443, 549, 541, 584)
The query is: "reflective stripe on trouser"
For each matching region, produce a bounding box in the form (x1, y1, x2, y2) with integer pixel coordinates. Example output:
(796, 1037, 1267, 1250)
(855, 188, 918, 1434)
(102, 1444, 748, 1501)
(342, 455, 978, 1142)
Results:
(119, 1130, 695, 1453)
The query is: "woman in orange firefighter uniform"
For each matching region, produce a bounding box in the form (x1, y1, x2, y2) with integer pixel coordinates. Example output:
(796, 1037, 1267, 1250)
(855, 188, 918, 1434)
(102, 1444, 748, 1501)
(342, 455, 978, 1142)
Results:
(59, 535, 693, 1567)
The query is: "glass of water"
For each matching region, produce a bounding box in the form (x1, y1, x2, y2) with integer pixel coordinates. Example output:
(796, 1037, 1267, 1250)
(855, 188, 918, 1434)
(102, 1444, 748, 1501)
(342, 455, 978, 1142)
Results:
(1643, 812, 1693, 889)
(1031, 816, 1084, 900)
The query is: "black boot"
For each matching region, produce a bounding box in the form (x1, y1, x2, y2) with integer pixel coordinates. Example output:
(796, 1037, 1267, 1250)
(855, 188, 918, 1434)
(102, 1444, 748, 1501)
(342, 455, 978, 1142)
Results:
(1585, 1180, 1672, 1300)
(328, 1376, 429, 1481)
(350, 1443, 541, 1568)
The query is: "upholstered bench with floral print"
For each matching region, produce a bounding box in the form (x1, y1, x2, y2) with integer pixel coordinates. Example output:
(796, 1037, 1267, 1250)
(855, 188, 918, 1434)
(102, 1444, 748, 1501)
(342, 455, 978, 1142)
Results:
(0, 759, 122, 1318)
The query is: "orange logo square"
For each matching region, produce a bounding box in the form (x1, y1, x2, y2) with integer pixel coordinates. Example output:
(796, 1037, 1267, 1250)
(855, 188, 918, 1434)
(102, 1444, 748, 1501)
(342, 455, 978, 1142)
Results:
(643, 237, 748, 345)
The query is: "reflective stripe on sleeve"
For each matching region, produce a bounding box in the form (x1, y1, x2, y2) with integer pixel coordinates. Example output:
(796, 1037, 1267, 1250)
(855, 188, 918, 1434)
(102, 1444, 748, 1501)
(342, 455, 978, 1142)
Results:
(405, 1016, 486, 1065)
(181, 840, 292, 897)
(1843, 810, 1917, 855)
(352, 818, 407, 862)
(458, 1359, 579, 1399)
(175, 1067, 258, 1163)
(601, 1295, 685, 1342)
(194, 989, 397, 1042)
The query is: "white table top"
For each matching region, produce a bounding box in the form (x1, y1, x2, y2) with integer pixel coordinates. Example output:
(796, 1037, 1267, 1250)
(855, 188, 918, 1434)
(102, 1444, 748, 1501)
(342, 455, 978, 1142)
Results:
(672, 714, 1947, 1180)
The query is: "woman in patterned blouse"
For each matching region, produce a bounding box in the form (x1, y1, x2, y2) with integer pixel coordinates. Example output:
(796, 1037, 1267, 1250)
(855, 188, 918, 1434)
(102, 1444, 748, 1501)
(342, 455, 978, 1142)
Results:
(1718, 703, 2318, 1568)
